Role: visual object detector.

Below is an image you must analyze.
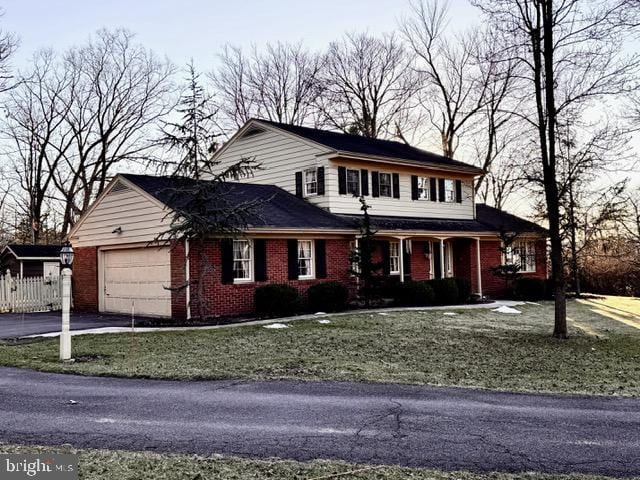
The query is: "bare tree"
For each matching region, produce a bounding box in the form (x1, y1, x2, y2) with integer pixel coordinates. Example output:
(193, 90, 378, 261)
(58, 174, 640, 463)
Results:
(53, 29, 176, 233)
(473, 0, 640, 338)
(317, 32, 418, 139)
(0, 9, 17, 94)
(1, 51, 74, 243)
(212, 42, 323, 129)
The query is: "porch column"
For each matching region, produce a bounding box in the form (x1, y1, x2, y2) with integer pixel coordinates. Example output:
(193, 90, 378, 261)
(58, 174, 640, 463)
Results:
(439, 239, 445, 279)
(475, 237, 483, 297)
(398, 237, 405, 283)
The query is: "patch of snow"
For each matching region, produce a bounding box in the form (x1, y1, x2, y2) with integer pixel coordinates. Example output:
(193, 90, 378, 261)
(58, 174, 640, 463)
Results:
(493, 305, 521, 314)
(314, 312, 327, 315)
(525, 301, 542, 306)
(317, 319, 331, 324)
(442, 312, 457, 316)
(263, 323, 289, 329)
(378, 312, 390, 316)
(67, 400, 78, 405)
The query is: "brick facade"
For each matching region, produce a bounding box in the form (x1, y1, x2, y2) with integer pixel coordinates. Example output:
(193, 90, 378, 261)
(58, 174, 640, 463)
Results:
(72, 246, 98, 312)
(72, 235, 547, 318)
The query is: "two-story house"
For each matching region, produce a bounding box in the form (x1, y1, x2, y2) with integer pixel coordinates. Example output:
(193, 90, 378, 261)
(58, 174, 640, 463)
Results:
(69, 119, 547, 319)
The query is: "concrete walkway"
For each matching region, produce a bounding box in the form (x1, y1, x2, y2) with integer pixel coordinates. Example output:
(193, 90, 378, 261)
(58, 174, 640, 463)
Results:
(24, 301, 528, 338)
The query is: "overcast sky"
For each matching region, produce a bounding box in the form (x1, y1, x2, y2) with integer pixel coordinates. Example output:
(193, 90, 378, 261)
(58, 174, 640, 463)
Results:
(1, 1, 637, 214)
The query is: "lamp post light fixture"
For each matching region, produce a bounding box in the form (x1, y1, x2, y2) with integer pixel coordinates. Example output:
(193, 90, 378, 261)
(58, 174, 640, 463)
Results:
(59, 242, 74, 361)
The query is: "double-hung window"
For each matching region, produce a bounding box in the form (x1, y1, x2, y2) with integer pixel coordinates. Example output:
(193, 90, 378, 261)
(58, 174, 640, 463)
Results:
(346, 169, 360, 196)
(304, 169, 317, 196)
(389, 241, 400, 274)
(417, 177, 430, 200)
(379, 173, 392, 197)
(298, 240, 314, 279)
(233, 239, 252, 281)
(444, 179, 455, 202)
(505, 240, 537, 273)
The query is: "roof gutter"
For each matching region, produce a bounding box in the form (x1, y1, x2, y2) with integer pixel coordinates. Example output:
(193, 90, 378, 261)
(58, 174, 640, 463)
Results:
(327, 152, 484, 176)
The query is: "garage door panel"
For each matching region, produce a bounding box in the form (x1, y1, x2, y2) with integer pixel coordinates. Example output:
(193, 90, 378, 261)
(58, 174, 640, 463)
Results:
(102, 247, 171, 317)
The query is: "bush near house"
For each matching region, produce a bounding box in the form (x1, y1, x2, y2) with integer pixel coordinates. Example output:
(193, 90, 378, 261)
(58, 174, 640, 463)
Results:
(454, 278, 472, 304)
(428, 278, 460, 305)
(254, 284, 300, 318)
(513, 277, 547, 301)
(307, 281, 349, 312)
(393, 281, 436, 307)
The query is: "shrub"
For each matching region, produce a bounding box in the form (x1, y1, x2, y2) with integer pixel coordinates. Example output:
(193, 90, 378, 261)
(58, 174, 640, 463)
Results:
(393, 281, 435, 307)
(454, 277, 472, 304)
(307, 281, 349, 312)
(254, 284, 300, 317)
(428, 278, 459, 305)
(513, 277, 546, 301)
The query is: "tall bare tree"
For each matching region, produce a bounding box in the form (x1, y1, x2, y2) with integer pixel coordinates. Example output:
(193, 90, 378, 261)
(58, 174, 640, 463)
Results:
(53, 29, 176, 233)
(212, 42, 323, 129)
(474, 0, 640, 337)
(317, 32, 418, 139)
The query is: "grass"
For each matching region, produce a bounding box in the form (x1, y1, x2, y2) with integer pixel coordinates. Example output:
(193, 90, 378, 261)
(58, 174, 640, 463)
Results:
(1, 443, 632, 480)
(0, 298, 639, 396)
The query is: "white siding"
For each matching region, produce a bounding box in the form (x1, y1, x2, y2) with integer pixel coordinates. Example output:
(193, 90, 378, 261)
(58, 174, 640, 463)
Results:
(70, 183, 171, 247)
(212, 127, 332, 209)
(326, 160, 476, 219)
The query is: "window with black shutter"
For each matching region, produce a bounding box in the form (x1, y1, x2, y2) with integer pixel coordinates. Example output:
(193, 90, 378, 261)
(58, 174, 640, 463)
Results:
(430, 177, 437, 202)
(360, 169, 369, 196)
(371, 171, 380, 197)
(317, 166, 325, 195)
(455, 179, 462, 203)
(381, 241, 390, 275)
(254, 239, 267, 281)
(295, 172, 303, 198)
(287, 239, 298, 280)
(411, 175, 419, 200)
(392, 173, 400, 199)
(220, 239, 234, 284)
(438, 178, 446, 202)
(338, 166, 347, 195)
(315, 240, 327, 279)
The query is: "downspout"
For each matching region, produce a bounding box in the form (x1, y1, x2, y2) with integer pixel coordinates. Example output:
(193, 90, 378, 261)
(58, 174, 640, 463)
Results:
(185, 238, 191, 320)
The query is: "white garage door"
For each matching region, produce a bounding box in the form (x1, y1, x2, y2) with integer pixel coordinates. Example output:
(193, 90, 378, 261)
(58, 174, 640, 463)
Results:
(102, 247, 171, 317)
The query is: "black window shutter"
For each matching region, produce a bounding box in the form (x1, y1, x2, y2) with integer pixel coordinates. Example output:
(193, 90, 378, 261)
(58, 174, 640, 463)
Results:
(392, 173, 400, 199)
(403, 240, 412, 281)
(430, 177, 437, 202)
(221, 239, 234, 284)
(338, 166, 347, 195)
(287, 239, 298, 280)
(411, 175, 419, 200)
(317, 167, 325, 195)
(455, 179, 462, 203)
(254, 239, 267, 282)
(438, 178, 446, 202)
(371, 171, 380, 197)
(295, 172, 303, 197)
(381, 241, 390, 275)
(361, 169, 369, 196)
(315, 239, 327, 279)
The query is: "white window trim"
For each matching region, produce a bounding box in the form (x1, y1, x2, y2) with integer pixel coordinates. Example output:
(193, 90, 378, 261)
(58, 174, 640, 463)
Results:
(379, 172, 393, 198)
(417, 176, 430, 201)
(346, 169, 360, 196)
(504, 240, 537, 273)
(298, 239, 315, 280)
(444, 241, 454, 277)
(389, 241, 400, 275)
(304, 168, 317, 197)
(233, 239, 253, 283)
(444, 179, 455, 203)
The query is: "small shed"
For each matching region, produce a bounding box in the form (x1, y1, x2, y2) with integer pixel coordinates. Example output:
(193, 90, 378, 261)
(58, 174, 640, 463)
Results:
(0, 244, 61, 278)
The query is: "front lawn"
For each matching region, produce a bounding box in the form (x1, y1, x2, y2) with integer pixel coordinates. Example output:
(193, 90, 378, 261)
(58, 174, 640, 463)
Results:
(1, 299, 639, 396)
(0, 443, 624, 480)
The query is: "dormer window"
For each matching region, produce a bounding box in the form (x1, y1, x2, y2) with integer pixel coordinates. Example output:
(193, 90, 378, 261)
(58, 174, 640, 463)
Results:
(346, 169, 360, 196)
(304, 169, 317, 196)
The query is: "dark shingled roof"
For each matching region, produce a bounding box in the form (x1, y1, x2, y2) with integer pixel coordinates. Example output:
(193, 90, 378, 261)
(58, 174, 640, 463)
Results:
(337, 204, 546, 234)
(121, 174, 354, 230)
(4, 244, 61, 258)
(254, 119, 483, 173)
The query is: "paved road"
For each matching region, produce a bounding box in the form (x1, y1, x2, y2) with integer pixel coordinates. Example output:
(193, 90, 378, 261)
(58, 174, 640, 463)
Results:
(0, 368, 638, 476)
(0, 312, 135, 339)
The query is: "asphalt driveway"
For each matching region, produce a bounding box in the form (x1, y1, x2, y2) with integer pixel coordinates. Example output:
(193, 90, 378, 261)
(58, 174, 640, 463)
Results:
(0, 367, 638, 477)
(0, 312, 132, 339)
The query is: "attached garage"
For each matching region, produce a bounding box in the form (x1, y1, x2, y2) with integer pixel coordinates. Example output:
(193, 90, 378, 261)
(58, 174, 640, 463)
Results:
(100, 247, 171, 317)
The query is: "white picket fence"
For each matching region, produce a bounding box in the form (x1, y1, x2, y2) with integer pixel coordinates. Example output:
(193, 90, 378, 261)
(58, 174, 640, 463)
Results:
(0, 271, 62, 313)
